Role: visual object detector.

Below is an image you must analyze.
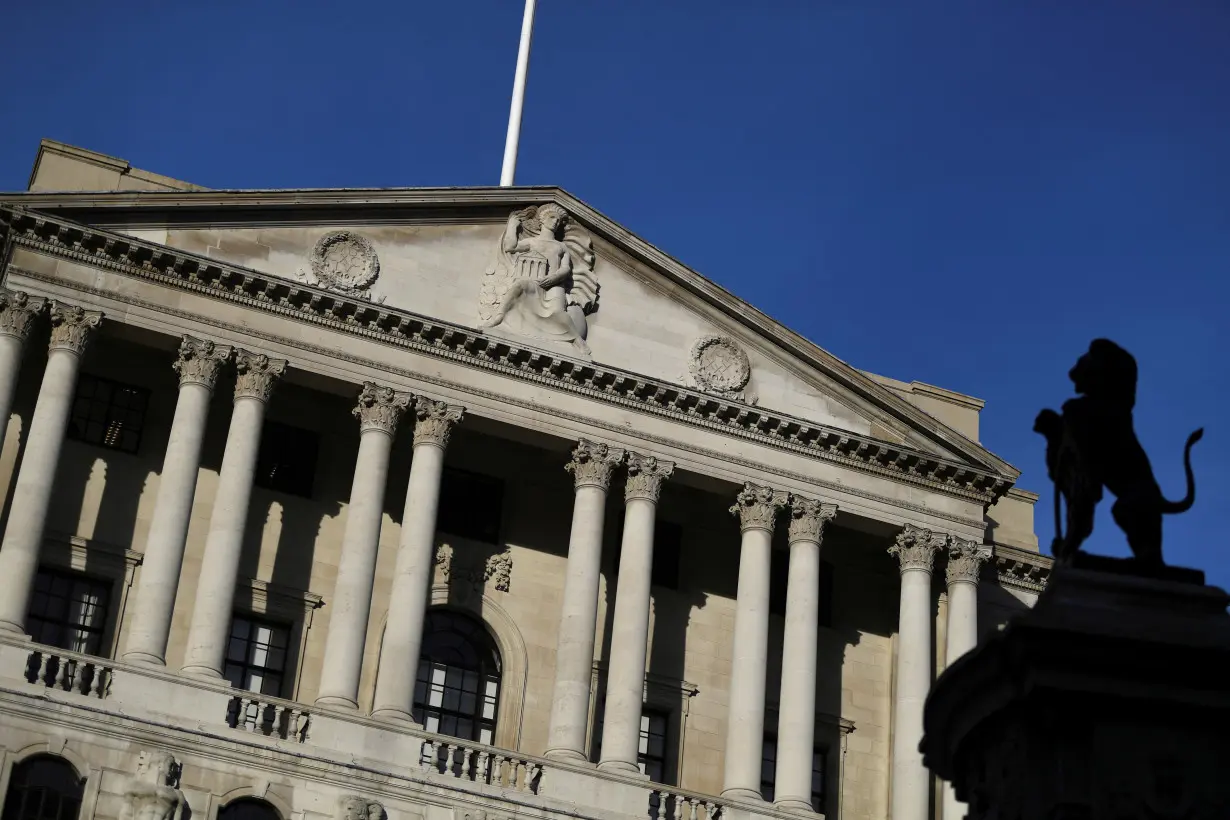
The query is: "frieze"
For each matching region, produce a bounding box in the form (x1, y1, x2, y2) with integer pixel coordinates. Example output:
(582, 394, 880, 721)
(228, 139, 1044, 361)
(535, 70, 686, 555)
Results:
(173, 335, 233, 391)
(0, 207, 1014, 504)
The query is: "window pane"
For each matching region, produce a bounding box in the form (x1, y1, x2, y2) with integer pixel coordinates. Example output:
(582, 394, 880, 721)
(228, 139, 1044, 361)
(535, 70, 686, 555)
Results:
(26, 569, 110, 657)
(412, 610, 502, 744)
(67, 374, 150, 454)
(225, 615, 290, 696)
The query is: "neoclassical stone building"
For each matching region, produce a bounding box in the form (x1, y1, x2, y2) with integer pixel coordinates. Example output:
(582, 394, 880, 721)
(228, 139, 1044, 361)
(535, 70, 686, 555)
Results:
(0, 140, 1050, 820)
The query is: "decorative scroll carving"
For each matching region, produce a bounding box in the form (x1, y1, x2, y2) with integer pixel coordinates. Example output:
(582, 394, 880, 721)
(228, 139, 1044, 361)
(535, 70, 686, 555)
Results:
(788, 495, 838, 543)
(173, 335, 233, 390)
(689, 335, 752, 400)
(565, 439, 625, 490)
(412, 397, 464, 448)
(946, 537, 992, 586)
(0, 290, 45, 340)
(730, 482, 788, 533)
(624, 452, 674, 503)
(233, 350, 286, 402)
(353, 382, 411, 435)
(888, 524, 946, 573)
(48, 302, 102, 354)
(296, 231, 383, 302)
(120, 751, 186, 820)
(434, 542, 513, 593)
(337, 795, 384, 820)
(478, 204, 599, 356)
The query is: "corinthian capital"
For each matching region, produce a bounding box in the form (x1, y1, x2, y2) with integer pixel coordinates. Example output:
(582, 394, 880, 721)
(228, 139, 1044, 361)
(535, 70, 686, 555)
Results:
(173, 336, 233, 391)
(48, 302, 102, 354)
(730, 483, 788, 533)
(788, 495, 838, 543)
(946, 537, 992, 586)
(565, 439, 625, 490)
(412, 397, 464, 448)
(233, 349, 287, 403)
(624, 452, 674, 502)
(354, 382, 411, 435)
(0, 290, 46, 341)
(888, 524, 946, 574)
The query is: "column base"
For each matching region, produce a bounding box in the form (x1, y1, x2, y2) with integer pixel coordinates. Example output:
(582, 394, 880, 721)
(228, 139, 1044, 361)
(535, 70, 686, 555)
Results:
(543, 747, 592, 764)
(179, 664, 224, 680)
(370, 707, 421, 727)
(315, 695, 360, 710)
(721, 787, 765, 802)
(597, 760, 648, 778)
(773, 797, 816, 813)
(121, 651, 167, 667)
(0, 620, 29, 637)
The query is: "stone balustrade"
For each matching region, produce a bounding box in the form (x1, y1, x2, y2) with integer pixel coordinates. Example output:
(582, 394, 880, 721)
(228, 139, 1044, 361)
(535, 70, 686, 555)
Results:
(421, 737, 542, 793)
(25, 646, 112, 698)
(649, 786, 724, 820)
(226, 694, 312, 742)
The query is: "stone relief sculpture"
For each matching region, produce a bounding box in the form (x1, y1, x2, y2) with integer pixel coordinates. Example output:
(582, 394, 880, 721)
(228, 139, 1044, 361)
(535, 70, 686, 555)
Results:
(688, 335, 754, 402)
(120, 751, 187, 820)
(336, 796, 383, 820)
(295, 231, 384, 302)
(478, 204, 599, 356)
(432, 542, 513, 592)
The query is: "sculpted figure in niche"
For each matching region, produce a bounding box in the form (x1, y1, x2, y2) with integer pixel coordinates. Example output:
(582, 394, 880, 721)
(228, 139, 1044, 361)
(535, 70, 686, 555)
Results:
(478, 204, 599, 356)
(121, 751, 186, 820)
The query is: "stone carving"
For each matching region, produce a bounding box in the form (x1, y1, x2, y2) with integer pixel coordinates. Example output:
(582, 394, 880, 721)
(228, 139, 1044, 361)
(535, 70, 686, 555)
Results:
(565, 439, 625, 489)
(48, 302, 102, 354)
(433, 542, 513, 593)
(296, 231, 383, 301)
(0, 290, 45, 340)
(484, 547, 514, 592)
(730, 483, 788, 533)
(624, 452, 674, 503)
(788, 495, 838, 543)
(689, 335, 752, 401)
(353, 382, 411, 435)
(336, 796, 384, 820)
(433, 542, 453, 580)
(173, 335, 233, 391)
(1034, 339, 1202, 571)
(233, 350, 287, 402)
(120, 751, 186, 820)
(412, 398, 464, 448)
(888, 524, 946, 573)
(478, 204, 599, 356)
(946, 537, 991, 585)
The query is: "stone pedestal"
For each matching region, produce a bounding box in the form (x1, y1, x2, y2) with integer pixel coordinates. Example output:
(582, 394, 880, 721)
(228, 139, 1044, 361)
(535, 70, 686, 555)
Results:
(921, 556, 1230, 820)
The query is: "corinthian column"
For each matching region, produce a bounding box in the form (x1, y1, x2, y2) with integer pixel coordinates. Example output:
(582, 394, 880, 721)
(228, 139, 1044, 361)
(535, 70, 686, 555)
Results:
(773, 495, 838, 810)
(940, 536, 990, 820)
(546, 439, 625, 762)
(317, 383, 411, 709)
(888, 524, 946, 820)
(0, 290, 46, 454)
(722, 482, 788, 800)
(123, 337, 233, 665)
(181, 351, 286, 678)
(371, 397, 464, 721)
(0, 303, 101, 636)
(597, 452, 674, 774)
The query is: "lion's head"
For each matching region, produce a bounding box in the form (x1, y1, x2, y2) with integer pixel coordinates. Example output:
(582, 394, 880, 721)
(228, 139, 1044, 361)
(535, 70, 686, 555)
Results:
(1069, 338, 1137, 409)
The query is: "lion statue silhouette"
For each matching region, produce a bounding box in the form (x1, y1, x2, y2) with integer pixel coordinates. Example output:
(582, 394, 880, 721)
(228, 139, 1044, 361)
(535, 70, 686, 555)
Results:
(1034, 339, 1203, 569)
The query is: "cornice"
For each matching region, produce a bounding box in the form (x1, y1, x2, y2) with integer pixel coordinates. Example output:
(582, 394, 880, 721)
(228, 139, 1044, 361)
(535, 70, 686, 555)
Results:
(992, 543, 1053, 593)
(0, 206, 1014, 504)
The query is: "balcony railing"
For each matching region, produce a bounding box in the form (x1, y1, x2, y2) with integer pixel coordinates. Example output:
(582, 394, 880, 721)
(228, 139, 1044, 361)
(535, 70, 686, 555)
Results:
(24, 647, 112, 698)
(649, 785, 725, 820)
(421, 737, 542, 794)
(226, 694, 312, 742)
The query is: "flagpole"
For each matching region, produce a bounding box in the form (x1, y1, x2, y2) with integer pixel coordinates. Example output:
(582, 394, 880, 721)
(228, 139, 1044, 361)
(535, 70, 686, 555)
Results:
(500, 0, 536, 186)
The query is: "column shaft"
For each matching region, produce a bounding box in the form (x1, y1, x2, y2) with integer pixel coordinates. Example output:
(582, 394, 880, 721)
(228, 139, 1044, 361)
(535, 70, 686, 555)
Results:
(940, 540, 989, 820)
(317, 384, 409, 709)
(597, 452, 673, 774)
(181, 351, 284, 678)
(123, 337, 231, 665)
(371, 398, 462, 721)
(888, 525, 944, 820)
(0, 291, 45, 455)
(0, 303, 100, 635)
(546, 440, 624, 762)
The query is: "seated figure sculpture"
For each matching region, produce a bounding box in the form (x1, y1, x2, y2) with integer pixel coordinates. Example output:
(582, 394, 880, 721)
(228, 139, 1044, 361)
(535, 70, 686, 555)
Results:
(478, 204, 599, 356)
(1034, 339, 1203, 569)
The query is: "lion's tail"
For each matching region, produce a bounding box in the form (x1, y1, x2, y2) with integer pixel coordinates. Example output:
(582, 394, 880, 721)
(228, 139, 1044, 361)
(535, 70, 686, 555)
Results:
(1161, 428, 1204, 514)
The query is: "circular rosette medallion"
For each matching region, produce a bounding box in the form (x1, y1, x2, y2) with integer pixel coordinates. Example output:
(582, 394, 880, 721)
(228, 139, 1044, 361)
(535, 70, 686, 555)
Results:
(310, 231, 380, 295)
(690, 335, 751, 397)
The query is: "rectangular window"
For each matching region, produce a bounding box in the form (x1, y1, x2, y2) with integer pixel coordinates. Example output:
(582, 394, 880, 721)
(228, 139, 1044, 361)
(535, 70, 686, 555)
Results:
(224, 615, 290, 696)
(254, 421, 320, 498)
(68, 374, 150, 455)
(27, 569, 111, 656)
(437, 466, 504, 543)
(651, 521, 682, 590)
(592, 705, 671, 784)
(761, 734, 827, 811)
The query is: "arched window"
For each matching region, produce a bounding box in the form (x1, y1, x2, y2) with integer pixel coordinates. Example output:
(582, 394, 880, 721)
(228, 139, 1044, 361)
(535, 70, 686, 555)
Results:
(413, 609, 501, 744)
(218, 798, 282, 820)
(2, 755, 83, 820)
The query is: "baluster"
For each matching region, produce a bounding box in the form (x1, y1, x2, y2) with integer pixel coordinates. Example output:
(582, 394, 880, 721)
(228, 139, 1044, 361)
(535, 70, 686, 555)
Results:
(672, 793, 684, 820)
(36, 653, 52, 686)
(52, 656, 70, 690)
(704, 802, 717, 820)
(88, 665, 106, 697)
(460, 747, 474, 780)
(476, 750, 489, 783)
(655, 791, 668, 820)
(527, 761, 541, 793)
(493, 755, 507, 787)
(445, 744, 460, 777)
(296, 711, 311, 742)
(687, 798, 700, 820)
(421, 740, 436, 772)
(245, 698, 260, 731)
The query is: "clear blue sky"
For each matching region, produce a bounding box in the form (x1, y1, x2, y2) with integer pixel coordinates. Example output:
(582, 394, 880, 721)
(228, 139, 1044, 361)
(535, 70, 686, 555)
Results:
(2, 2, 1227, 584)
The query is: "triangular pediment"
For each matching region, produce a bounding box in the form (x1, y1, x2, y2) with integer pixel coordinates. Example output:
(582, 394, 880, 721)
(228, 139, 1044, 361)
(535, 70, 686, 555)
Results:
(0, 183, 1017, 484)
